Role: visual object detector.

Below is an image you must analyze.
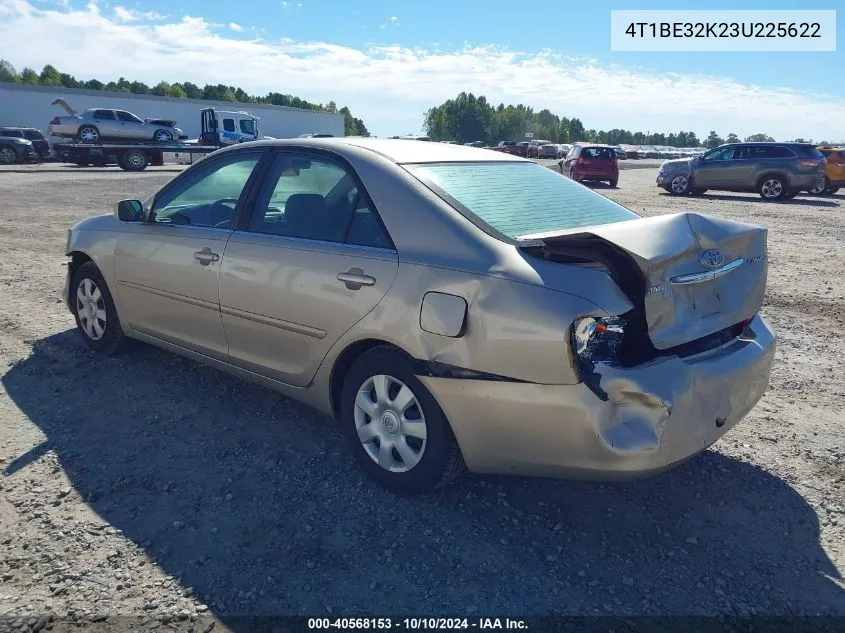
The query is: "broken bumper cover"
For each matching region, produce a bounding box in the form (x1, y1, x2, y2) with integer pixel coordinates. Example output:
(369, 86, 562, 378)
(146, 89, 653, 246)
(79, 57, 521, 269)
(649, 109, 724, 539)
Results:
(421, 314, 776, 480)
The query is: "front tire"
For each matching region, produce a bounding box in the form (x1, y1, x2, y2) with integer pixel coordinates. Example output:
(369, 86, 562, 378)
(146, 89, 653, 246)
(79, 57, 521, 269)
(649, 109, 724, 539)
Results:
(153, 129, 173, 143)
(827, 186, 840, 195)
(0, 145, 18, 164)
(71, 262, 130, 355)
(669, 174, 692, 195)
(759, 176, 786, 200)
(340, 347, 466, 494)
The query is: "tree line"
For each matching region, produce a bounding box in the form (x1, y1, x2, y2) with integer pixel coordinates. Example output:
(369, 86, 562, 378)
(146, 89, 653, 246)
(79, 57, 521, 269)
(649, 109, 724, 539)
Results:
(423, 92, 810, 148)
(0, 60, 369, 137)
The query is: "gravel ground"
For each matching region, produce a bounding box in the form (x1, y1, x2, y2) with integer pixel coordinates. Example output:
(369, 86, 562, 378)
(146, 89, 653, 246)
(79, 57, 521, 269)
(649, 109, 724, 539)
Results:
(0, 165, 843, 630)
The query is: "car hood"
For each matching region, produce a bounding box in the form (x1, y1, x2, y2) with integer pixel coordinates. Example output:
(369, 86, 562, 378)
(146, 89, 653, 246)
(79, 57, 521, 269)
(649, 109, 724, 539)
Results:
(519, 212, 768, 351)
(144, 118, 178, 128)
(661, 157, 694, 170)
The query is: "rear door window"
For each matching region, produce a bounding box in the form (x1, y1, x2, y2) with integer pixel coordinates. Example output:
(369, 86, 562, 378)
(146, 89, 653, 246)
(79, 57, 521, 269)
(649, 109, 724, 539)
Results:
(754, 146, 794, 159)
(93, 110, 115, 120)
(222, 119, 236, 133)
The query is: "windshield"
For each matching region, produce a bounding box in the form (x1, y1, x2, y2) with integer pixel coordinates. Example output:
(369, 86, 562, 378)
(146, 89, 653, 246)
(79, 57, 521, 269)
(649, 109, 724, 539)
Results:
(405, 162, 639, 240)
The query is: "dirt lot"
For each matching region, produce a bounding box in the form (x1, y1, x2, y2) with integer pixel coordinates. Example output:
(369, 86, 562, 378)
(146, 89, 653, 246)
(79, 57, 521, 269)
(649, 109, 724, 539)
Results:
(0, 164, 843, 630)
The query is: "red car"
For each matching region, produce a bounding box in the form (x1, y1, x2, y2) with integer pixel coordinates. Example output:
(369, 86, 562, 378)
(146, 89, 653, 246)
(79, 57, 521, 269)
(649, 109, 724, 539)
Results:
(526, 139, 552, 158)
(494, 140, 523, 156)
(558, 144, 619, 187)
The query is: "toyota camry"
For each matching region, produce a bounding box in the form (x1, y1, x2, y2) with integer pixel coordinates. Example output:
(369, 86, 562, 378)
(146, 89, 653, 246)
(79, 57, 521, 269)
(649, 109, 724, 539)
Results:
(63, 138, 777, 493)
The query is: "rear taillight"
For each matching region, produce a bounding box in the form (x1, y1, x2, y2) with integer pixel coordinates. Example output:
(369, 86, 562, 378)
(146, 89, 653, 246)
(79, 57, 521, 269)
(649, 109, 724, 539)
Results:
(50, 117, 60, 125)
(571, 316, 627, 369)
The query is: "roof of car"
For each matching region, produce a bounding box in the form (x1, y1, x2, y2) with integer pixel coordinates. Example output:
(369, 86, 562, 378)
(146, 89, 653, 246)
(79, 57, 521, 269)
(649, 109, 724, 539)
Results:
(248, 137, 531, 164)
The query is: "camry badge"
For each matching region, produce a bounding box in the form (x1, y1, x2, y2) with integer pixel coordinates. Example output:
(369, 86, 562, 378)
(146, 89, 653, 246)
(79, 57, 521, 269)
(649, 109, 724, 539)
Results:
(700, 249, 725, 269)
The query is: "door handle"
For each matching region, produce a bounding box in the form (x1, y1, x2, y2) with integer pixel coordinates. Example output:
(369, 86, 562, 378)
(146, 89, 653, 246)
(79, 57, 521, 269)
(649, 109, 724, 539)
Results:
(337, 267, 375, 290)
(193, 248, 220, 266)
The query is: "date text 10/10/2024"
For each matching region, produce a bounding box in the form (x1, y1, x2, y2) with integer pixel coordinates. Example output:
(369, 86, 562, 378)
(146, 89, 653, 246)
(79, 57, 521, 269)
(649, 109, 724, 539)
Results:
(307, 618, 529, 630)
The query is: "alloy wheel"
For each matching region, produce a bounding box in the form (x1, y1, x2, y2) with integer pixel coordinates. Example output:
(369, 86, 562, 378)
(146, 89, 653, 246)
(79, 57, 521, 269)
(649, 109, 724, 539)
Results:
(353, 374, 428, 473)
(761, 178, 783, 199)
(154, 130, 173, 142)
(671, 175, 689, 194)
(79, 127, 99, 143)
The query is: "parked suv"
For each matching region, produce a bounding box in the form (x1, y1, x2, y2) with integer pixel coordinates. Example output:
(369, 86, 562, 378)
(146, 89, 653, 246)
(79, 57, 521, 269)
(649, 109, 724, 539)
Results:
(0, 127, 50, 160)
(809, 146, 845, 195)
(657, 142, 826, 200)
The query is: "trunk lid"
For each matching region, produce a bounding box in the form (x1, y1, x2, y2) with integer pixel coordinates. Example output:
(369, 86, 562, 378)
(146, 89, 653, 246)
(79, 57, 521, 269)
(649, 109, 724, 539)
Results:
(522, 212, 768, 351)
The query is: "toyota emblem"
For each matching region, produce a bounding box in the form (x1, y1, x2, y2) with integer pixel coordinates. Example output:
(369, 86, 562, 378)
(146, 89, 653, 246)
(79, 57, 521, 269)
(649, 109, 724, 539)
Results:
(700, 249, 725, 269)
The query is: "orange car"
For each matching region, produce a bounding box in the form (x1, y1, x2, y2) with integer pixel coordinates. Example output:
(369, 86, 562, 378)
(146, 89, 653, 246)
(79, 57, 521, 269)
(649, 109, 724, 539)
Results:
(810, 146, 845, 195)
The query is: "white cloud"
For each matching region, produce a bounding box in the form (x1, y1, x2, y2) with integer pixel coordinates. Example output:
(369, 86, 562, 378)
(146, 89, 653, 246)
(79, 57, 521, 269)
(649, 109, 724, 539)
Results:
(228, 21, 243, 32)
(390, 16, 398, 23)
(112, 5, 164, 22)
(1, 0, 843, 140)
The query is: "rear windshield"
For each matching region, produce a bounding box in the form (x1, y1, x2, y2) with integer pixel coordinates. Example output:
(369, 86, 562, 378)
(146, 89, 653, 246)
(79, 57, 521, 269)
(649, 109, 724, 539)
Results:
(404, 162, 639, 240)
(22, 130, 44, 140)
(582, 147, 616, 159)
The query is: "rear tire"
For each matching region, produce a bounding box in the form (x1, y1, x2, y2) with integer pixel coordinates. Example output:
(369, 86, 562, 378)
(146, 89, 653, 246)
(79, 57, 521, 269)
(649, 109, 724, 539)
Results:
(71, 262, 131, 355)
(340, 346, 466, 494)
(120, 150, 148, 172)
(827, 186, 840, 195)
(808, 176, 829, 195)
(609, 179, 618, 188)
(570, 167, 579, 182)
(691, 188, 708, 195)
(758, 176, 786, 200)
(77, 125, 99, 143)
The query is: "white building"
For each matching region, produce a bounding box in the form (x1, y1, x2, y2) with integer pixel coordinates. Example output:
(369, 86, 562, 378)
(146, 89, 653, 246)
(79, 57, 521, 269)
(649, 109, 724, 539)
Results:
(0, 82, 345, 142)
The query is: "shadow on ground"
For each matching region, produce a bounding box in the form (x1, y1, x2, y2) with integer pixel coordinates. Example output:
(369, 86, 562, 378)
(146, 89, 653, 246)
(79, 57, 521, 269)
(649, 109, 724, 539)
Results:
(657, 191, 839, 208)
(3, 331, 844, 623)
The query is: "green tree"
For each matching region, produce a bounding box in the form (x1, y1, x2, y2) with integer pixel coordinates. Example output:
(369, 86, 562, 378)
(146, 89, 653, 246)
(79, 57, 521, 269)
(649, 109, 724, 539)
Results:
(39, 64, 62, 86)
(704, 131, 724, 149)
(0, 59, 21, 83)
(20, 67, 39, 84)
(166, 83, 186, 98)
(150, 81, 171, 96)
(181, 82, 203, 99)
(744, 133, 775, 142)
(568, 118, 586, 142)
(726, 133, 741, 144)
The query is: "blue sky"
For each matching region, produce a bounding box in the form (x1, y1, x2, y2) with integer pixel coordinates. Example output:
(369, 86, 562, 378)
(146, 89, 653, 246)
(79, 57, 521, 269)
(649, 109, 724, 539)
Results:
(1, 0, 843, 139)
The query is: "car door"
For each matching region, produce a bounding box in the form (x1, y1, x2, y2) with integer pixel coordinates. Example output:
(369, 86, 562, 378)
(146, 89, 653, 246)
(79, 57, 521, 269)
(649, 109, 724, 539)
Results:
(692, 146, 737, 187)
(113, 149, 268, 360)
(115, 110, 146, 139)
(91, 110, 119, 138)
(219, 150, 399, 387)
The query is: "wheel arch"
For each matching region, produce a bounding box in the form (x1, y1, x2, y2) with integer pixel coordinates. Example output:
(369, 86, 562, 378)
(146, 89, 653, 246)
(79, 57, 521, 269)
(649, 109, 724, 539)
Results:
(755, 171, 789, 189)
(328, 338, 413, 419)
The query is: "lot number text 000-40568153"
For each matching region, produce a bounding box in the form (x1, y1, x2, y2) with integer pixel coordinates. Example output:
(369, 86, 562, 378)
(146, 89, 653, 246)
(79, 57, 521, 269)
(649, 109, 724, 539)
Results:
(610, 10, 836, 52)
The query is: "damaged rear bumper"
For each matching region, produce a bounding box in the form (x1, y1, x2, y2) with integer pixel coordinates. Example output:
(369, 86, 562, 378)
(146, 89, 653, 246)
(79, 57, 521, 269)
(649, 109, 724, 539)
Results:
(421, 314, 776, 480)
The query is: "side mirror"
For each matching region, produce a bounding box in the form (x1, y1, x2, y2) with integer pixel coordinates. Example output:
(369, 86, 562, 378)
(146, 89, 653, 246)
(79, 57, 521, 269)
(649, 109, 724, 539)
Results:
(116, 199, 144, 222)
